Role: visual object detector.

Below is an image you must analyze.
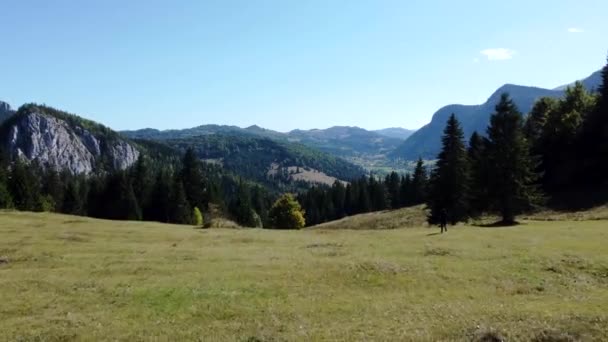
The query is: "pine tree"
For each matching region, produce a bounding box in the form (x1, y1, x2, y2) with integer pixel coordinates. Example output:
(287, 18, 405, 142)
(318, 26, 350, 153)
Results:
(0, 159, 12, 209)
(386, 172, 401, 209)
(147, 170, 173, 222)
(400, 174, 413, 207)
(411, 158, 428, 205)
(427, 114, 470, 224)
(170, 176, 192, 224)
(9, 159, 40, 211)
(131, 156, 153, 212)
(468, 132, 489, 217)
(180, 148, 206, 210)
(231, 179, 255, 227)
(486, 94, 541, 224)
(331, 181, 346, 219)
(578, 55, 608, 186)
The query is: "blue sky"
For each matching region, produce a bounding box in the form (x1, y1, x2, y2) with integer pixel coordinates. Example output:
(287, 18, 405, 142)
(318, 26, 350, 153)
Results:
(1, 0, 606, 132)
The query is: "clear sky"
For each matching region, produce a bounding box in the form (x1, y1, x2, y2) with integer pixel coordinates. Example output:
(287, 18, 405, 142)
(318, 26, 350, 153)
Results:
(0, 0, 606, 132)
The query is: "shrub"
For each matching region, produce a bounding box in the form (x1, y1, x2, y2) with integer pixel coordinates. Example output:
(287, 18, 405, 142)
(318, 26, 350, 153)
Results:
(268, 193, 305, 229)
(193, 207, 204, 227)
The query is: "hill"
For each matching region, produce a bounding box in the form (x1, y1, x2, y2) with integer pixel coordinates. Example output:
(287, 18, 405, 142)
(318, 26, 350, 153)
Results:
(123, 125, 407, 166)
(161, 133, 365, 188)
(373, 127, 415, 140)
(391, 69, 603, 160)
(1, 210, 606, 341)
(0, 104, 139, 174)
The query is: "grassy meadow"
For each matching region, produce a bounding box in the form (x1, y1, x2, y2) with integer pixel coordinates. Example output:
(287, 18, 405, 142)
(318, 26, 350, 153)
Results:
(0, 209, 607, 341)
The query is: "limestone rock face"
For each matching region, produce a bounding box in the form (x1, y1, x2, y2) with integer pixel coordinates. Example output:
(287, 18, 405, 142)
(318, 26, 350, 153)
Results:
(4, 111, 139, 174)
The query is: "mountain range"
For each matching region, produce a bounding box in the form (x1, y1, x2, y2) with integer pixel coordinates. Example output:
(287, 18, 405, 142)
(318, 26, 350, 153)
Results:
(122, 124, 412, 159)
(0, 67, 602, 182)
(391, 69, 603, 159)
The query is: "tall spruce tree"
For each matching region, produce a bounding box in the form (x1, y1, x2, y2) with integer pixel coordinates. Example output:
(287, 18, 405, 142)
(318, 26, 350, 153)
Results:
(467, 132, 489, 217)
(486, 94, 541, 224)
(386, 172, 401, 209)
(411, 158, 428, 205)
(579, 55, 608, 186)
(427, 114, 470, 224)
(170, 175, 192, 224)
(180, 148, 206, 210)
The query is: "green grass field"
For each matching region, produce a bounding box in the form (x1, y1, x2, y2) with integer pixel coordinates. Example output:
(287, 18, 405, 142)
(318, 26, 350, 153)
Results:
(1, 209, 607, 341)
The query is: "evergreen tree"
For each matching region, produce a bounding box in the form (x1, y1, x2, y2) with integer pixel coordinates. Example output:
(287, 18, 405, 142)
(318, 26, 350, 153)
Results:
(467, 132, 489, 217)
(180, 148, 206, 209)
(400, 174, 413, 207)
(427, 114, 470, 224)
(0, 165, 12, 209)
(131, 156, 153, 213)
(119, 175, 142, 221)
(230, 179, 256, 227)
(486, 94, 541, 224)
(147, 170, 173, 222)
(331, 181, 347, 219)
(62, 178, 85, 215)
(524, 97, 556, 146)
(386, 172, 401, 209)
(411, 158, 428, 205)
(578, 56, 608, 186)
(170, 175, 192, 224)
(9, 159, 40, 211)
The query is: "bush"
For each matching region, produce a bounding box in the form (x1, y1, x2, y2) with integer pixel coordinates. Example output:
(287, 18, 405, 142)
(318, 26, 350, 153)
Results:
(268, 193, 305, 229)
(193, 207, 204, 227)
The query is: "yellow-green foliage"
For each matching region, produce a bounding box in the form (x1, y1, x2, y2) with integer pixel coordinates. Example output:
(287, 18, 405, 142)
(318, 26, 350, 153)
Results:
(0, 211, 607, 341)
(268, 193, 305, 229)
(192, 207, 203, 226)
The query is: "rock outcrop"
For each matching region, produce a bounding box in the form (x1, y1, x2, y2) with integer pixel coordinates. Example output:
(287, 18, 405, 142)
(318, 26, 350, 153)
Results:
(2, 109, 139, 174)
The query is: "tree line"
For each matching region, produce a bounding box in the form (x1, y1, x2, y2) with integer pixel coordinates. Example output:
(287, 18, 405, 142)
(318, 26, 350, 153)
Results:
(0, 146, 302, 228)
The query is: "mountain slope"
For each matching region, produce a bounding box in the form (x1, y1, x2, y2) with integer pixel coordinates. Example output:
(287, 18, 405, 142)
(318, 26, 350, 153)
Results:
(124, 125, 404, 160)
(373, 127, 415, 140)
(286, 126, 403, 157)
(392, 70, 603, 160)
(160, 133, 365, 188)
(0, 104, 140, 174)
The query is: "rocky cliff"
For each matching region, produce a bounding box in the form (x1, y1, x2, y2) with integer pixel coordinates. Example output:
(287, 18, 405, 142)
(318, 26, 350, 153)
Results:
(0, 104, 139, 174)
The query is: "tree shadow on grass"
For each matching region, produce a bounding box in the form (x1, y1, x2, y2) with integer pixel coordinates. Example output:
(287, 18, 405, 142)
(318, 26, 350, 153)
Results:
(474, 221, 522, 228)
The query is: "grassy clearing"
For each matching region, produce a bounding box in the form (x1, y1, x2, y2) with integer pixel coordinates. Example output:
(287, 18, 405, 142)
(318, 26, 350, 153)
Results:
(0, 210, 607, 341)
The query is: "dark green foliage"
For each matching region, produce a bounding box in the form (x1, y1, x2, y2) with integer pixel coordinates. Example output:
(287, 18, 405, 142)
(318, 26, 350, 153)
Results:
(385, 172, 401, 209)
(467, 132, 489, 218)
(0, 156, 12, 208)
(485, 94, 541, 223)
(9, 160, 40, 211)
(411, 158, 429, 205)
(230, 180, 256, 227)
(578, 55, 608, 187)
(164, 134, 364, 192)
(427, 114, 470, 225)
(169, 176, 191, 224)
(180, 148, 207, 210)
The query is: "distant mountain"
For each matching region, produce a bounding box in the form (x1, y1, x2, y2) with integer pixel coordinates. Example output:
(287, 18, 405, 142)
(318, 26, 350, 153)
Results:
(0, 104, 140, 174)
(0, 101, 14, 123)
(124, 125, 403, 159)
(555, 70, 603, 92)
(286, 126, 403, 157)
(391, 69, 603, 160)
(373, 127, 415, 140)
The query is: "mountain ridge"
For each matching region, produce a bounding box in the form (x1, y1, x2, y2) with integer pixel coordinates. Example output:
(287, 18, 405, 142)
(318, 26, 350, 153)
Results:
(390, 69, 603, 160)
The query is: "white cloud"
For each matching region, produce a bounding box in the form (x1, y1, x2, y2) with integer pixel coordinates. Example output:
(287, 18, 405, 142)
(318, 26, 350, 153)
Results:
(480, 48, 516, 61)
(567, 27, 584, 33)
